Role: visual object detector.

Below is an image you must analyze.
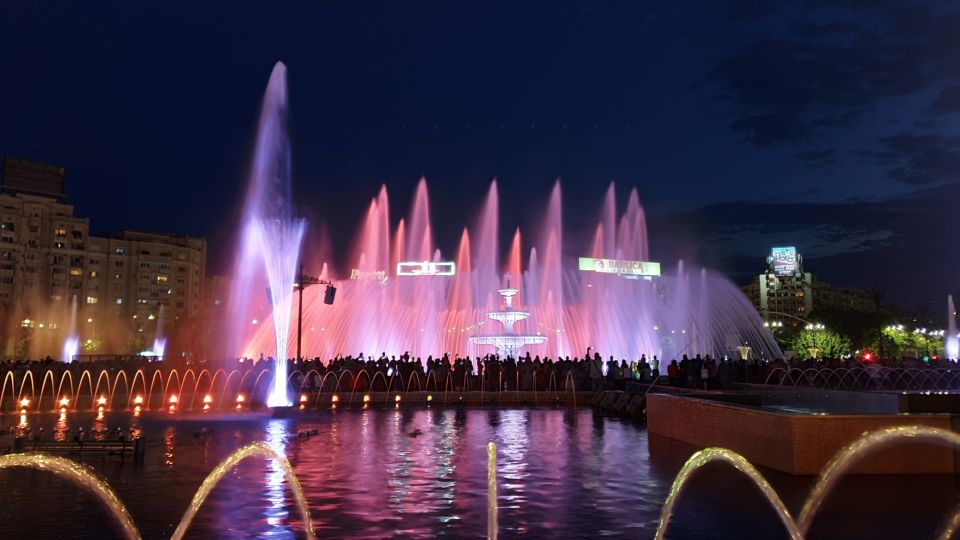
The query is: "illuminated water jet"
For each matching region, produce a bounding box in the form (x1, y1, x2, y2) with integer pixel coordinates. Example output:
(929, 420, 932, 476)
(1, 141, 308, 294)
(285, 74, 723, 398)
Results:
(227, 61, 306, 407)
(0, 453, 141, 540)
(947, 295, 958, 360)
(242, 181, 780, 363)
(61, 295, 79, 363)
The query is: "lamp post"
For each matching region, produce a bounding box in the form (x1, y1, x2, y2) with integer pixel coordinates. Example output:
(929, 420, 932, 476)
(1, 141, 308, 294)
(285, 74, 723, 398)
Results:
(293, 265, 335, 362)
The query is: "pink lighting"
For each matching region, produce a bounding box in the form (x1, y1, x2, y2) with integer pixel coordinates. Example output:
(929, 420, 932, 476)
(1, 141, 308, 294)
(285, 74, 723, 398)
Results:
(237, 180, 781, 363)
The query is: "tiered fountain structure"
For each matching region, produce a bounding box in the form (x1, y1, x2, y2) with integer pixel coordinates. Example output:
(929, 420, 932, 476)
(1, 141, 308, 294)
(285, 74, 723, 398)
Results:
(470, 276, 546, 358)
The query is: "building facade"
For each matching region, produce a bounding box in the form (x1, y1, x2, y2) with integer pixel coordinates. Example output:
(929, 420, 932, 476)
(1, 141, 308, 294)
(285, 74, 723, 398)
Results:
(0, 157, 206, 359)
(743, 246, 876, 323)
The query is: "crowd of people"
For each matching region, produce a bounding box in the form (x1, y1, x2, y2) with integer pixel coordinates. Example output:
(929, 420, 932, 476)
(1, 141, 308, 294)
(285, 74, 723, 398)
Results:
(1, 351, 957, 394)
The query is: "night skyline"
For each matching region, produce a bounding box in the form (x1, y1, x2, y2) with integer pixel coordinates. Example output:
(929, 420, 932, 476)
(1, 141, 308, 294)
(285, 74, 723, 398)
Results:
(1, 1, 956, 308)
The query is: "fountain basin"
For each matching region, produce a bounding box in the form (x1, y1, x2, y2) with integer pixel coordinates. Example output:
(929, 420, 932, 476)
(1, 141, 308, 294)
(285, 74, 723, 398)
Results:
(647, 391, 956, 475)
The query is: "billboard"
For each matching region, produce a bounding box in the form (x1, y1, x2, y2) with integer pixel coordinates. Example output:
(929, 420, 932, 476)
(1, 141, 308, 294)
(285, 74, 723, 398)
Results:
(578, 257, 661, 278)
(349, 269, 388, 283)
(396, 261, 456, 276)
(770, 246, 798, 276)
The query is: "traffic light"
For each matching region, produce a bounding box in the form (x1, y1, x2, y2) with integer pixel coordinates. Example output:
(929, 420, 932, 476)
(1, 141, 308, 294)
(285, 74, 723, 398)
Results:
(323, 285, 337, 305)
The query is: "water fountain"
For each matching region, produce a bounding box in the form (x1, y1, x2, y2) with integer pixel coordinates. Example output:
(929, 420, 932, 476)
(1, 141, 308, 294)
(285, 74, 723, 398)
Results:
(241, 181, 781, 363)
(61, 295, 79, 363)
(3, 427, 960, 538)
(469, 275, 547, 358)
(947, 295, 958, 360)
(150, 305, 167, 359)
(227, 61, 306, 408)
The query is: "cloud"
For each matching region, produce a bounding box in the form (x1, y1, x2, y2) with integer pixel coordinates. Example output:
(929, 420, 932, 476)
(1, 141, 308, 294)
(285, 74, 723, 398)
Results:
(726, 0, 782, 20)
(860, 133, 960, 185)
(794, 148, 835, 167)
(930, 85, 960, 114)
(712, 1, 960, 146)
(648, 181, 959, 306)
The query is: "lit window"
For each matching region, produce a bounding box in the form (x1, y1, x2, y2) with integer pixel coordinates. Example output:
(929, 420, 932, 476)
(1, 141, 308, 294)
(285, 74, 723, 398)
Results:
(156, 274, 168, 283)
(89, 271, 98, 278)
(70, 268, 82, 276)
(115, 247, 125, 255)
(115, 298, 123, 305)
(86, 296, 98, 304)
(55, 228, 67, 237)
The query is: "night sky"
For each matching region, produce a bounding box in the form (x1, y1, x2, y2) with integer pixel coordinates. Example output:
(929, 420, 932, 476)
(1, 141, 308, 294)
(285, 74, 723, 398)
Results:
(0, 1, 956, 308)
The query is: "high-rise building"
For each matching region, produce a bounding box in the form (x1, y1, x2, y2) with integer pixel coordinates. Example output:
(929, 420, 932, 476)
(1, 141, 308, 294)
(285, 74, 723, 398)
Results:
(0, 157, 206, 359)
(743, 246, 876, 322)
(742, 246, 813, 318)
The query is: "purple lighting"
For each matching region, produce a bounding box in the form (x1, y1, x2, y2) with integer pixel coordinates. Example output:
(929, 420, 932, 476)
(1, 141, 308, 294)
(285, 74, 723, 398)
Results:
(227, 62, 305, 407)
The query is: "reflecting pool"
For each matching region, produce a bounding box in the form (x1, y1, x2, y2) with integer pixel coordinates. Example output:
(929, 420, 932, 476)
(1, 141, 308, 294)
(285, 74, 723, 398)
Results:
(0, 409, 955, 539)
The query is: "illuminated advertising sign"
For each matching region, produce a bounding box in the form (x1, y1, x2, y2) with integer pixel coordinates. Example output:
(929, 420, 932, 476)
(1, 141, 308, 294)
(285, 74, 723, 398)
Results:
(396, 261, 456, 276)
(770, 246, 798, 276)
(349, 269, 388, 283)
(578, 257, 661, 278)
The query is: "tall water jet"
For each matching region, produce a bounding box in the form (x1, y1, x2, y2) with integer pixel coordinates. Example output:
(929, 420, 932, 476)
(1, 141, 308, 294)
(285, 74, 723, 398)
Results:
(228, 61, 306, 407)
(243, 179, 782, 362)
(947, 295, 958, 360)
(61, 295, 79, 363)
(150, 304, 167, 359)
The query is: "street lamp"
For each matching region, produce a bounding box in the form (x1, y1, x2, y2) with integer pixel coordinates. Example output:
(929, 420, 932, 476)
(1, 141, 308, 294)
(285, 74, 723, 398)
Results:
(293, 265, 336, 362)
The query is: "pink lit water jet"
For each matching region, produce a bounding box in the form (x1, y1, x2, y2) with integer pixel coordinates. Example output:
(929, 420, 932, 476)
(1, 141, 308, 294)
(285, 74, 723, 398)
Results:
(240, 180, 781, 364)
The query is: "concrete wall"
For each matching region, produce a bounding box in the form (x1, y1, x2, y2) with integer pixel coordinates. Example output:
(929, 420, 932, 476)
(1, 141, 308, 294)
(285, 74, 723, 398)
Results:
(647, 393, 955, 475)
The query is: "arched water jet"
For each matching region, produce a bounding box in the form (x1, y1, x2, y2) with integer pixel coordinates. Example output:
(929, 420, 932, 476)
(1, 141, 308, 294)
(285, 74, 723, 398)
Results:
(74, 370, 93, 411)
(0, 453, 141, 540)
(17, 370, 35, 409)
(56, 371, 75, 410)
(169, 441, 315, 540)
(1, 371, 14, 411)
(147, 370, 165, 409)
(654, 447, 802, 540)
(110, 370, 129, 410)
(797, 427, 960, 537)
(38, 370, 55, 411)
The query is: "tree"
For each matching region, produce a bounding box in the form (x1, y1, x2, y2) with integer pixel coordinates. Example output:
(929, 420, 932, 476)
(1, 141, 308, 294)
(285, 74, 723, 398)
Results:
(790, 329, 852, 358)
(874, 327, 944, 359)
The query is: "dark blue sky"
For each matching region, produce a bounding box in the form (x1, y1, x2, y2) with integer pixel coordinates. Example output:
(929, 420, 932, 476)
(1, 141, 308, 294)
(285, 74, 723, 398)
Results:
(0, 1, 957, 308)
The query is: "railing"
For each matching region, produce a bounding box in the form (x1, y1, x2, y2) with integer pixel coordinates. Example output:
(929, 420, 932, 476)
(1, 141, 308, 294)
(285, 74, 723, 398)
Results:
(761, 366, 960, 391)
(0, 365, 592, 413)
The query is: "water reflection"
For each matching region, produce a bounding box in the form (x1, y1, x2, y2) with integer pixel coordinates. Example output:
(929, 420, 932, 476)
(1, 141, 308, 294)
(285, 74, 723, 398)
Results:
(164, 426, 175, 468)
(264, 420, 292, 538)
(0, 409, 955, 540)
